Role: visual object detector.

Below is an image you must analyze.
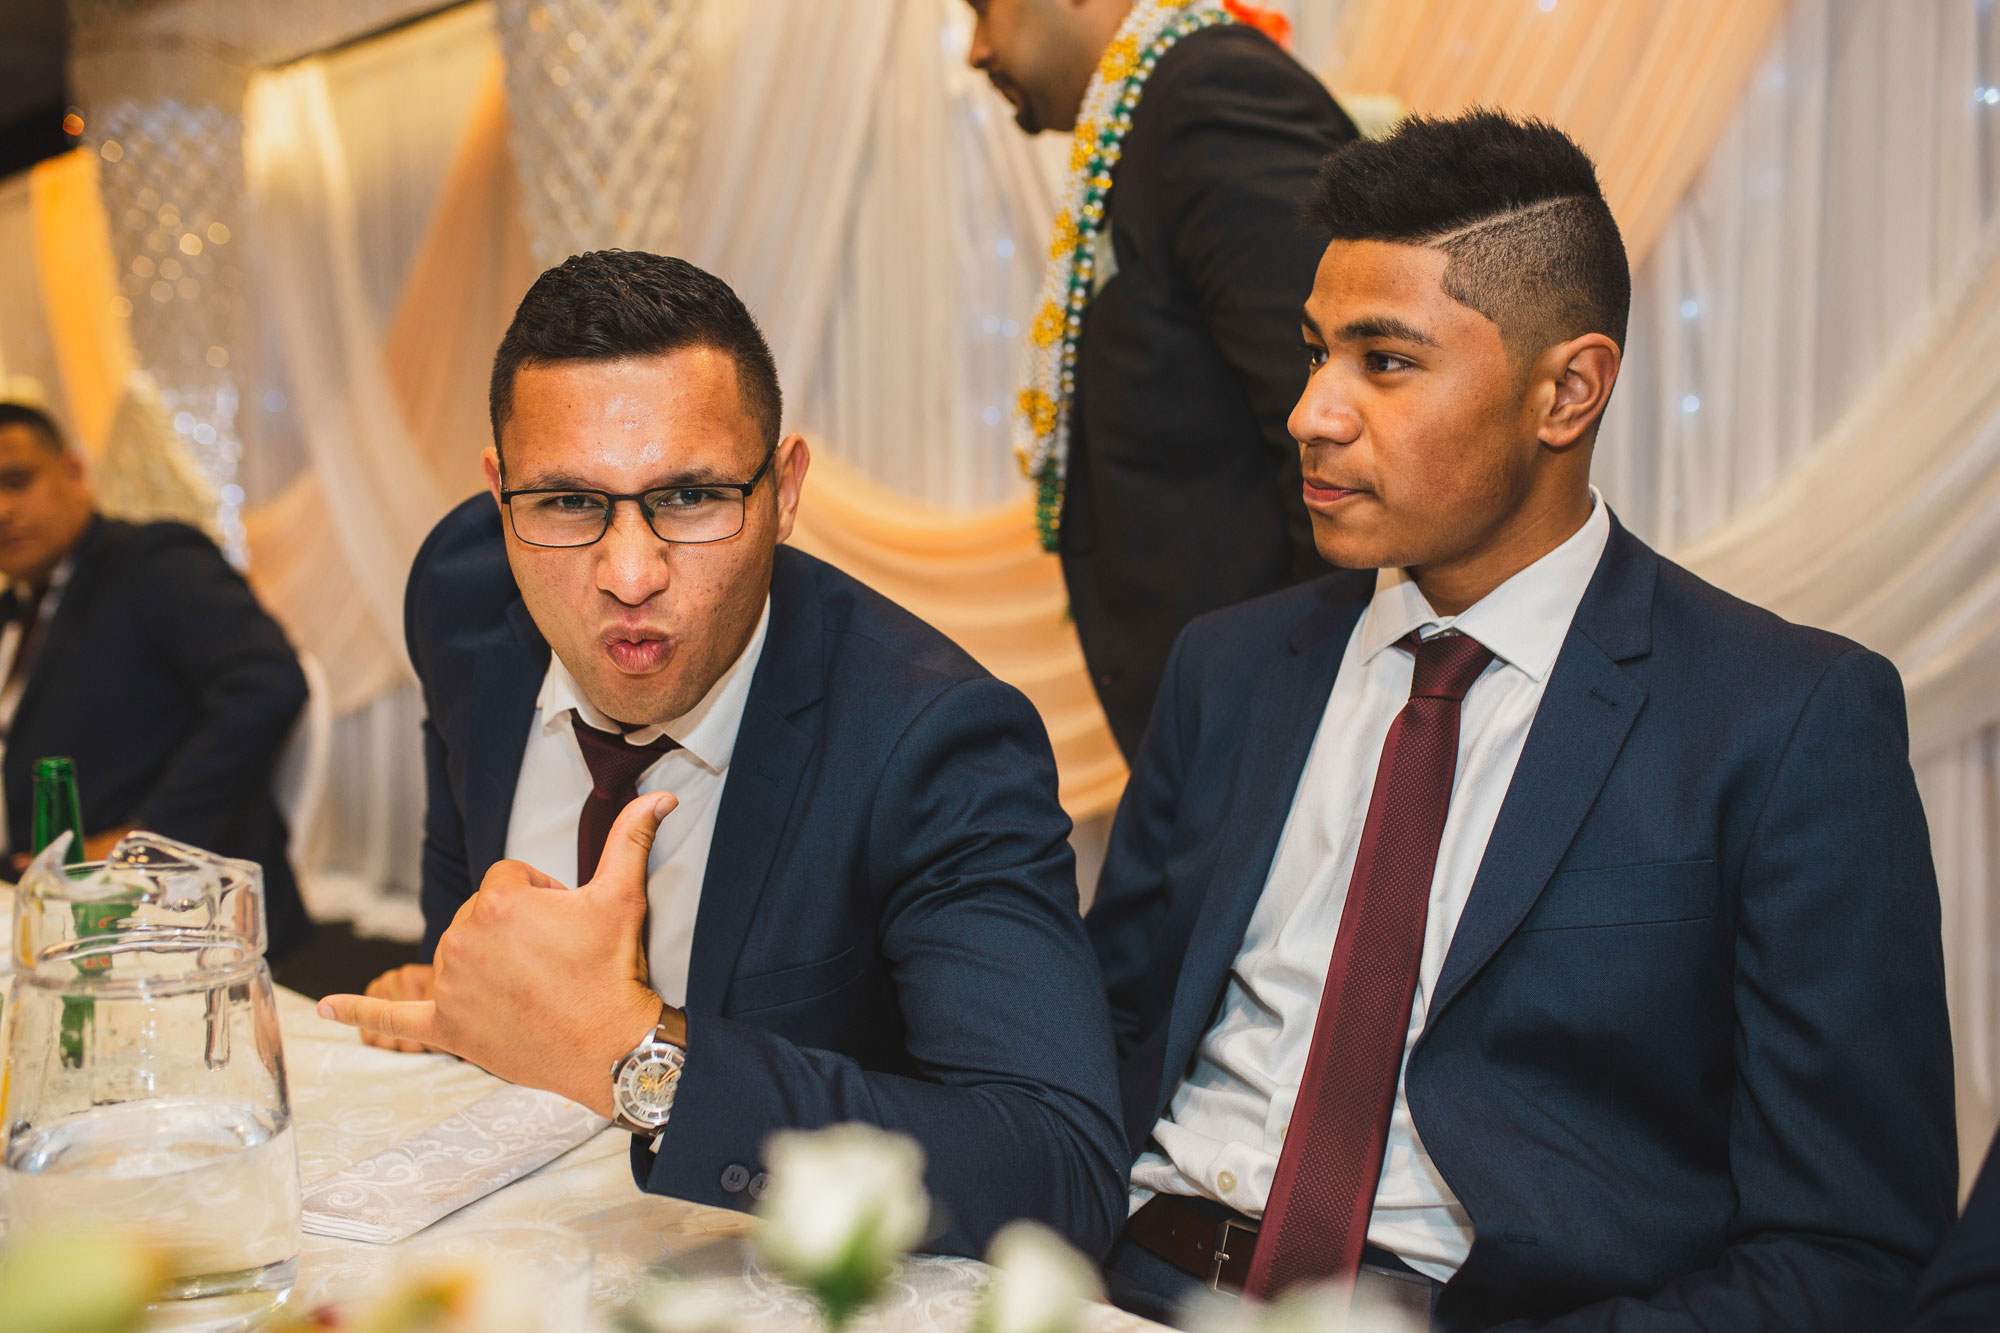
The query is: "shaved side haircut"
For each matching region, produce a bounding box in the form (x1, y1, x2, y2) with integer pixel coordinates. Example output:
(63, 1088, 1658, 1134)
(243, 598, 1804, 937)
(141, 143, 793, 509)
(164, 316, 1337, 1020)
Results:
(1308, 110, 1630, 367)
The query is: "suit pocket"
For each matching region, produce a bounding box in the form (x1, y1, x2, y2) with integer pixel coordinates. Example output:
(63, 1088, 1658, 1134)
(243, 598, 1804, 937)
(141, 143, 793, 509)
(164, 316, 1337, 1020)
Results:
(727, 947, 865, 1016)
(1518, 859, 1717, 932)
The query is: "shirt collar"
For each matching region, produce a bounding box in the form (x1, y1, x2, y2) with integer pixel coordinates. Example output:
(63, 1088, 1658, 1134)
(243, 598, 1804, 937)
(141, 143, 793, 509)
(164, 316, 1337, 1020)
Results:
(1355, 488, 1611, 684)
(536, 595, 772, 774)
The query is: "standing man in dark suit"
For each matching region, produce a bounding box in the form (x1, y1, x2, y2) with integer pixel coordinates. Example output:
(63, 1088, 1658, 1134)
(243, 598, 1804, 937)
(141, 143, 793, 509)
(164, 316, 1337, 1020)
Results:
(1087, 113, 1956, 1329)
(323, 251, 1127, 1258)
(0, 402, 312, 956)
(966, 0, 1356, 757)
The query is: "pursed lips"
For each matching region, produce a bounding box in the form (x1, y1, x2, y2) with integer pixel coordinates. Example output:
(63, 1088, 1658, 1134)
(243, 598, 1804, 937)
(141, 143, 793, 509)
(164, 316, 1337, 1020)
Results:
(602, 628, 673, 674)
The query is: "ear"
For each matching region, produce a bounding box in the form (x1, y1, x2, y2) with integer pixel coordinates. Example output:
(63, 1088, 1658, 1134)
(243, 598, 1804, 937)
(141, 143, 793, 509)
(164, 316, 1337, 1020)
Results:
(771, 434, 811, 547)
(481, 446, 504, 505)
(1536, 334, 1620, 452)
(61, 451, 86, 484)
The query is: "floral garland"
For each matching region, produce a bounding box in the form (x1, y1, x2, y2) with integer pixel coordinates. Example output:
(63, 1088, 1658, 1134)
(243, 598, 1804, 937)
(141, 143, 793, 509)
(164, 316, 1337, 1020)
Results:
(1015, 0, 1234, 552)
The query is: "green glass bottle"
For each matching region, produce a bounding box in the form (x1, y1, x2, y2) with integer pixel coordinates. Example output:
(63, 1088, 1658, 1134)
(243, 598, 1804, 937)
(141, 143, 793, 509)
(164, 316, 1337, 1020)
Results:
(32, 756, 124, 1066)
(30, 755, 86, 864)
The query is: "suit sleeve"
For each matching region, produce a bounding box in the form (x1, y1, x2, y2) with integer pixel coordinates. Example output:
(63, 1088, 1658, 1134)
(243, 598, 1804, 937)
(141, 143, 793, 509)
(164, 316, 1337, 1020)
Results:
(128, 530, 308, 847)
(1087, 624, 1197, 1057)
(1494, 649, 1957, 1332)
(405, 529, 473, 962)
(635, 678, 1129, 1259)
(416, 716, 470, 961)
(1152, 40, 1352, 582)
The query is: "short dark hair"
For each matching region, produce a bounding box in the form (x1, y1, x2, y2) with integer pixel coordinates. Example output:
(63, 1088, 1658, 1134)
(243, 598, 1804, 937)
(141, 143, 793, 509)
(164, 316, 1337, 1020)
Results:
(1307, 110, 1630, 361)
(489, 250, 783, 467)
(0, 402, 68, 453)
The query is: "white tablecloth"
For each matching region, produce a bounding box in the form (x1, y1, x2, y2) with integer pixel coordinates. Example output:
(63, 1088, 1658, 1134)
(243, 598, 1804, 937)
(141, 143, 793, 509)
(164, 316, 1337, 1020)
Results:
(278, 987, 1163, 1331)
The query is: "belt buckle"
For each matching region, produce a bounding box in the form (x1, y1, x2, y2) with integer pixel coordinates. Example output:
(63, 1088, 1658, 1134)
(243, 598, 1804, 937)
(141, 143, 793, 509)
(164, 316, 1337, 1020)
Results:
(1209, 1218, 1255, 1292)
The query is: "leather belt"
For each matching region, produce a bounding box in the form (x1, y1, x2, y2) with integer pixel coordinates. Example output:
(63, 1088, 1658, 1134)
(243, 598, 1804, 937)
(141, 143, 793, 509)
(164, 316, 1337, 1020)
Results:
(1126, 1194, 1259, 1291)
(1125, 1194, 1436, 1301)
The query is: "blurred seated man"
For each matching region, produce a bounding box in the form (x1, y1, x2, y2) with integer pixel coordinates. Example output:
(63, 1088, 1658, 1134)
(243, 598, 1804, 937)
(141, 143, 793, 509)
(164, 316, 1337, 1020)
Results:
(321, 251, 1127, 1258)
(0, 402, 312, 956)
(1086, 113, 1955, 1329)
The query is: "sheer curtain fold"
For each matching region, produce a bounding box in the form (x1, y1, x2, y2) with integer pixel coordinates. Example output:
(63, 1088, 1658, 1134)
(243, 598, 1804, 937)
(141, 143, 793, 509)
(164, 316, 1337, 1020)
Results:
(243, 61, 454, 671)
(1322, 0, 1793, 265)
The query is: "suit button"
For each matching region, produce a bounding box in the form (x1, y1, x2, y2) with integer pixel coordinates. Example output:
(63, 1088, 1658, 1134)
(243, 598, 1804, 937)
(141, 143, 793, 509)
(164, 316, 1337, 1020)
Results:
(748, 1172, 771, 1201)
(720, 1163, 751, 1193)
(1097, 671, 1118, 688)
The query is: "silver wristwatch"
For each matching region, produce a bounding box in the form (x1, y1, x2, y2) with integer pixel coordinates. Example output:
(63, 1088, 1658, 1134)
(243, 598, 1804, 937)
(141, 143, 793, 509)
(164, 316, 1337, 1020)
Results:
(609, 1005, 686, 1136)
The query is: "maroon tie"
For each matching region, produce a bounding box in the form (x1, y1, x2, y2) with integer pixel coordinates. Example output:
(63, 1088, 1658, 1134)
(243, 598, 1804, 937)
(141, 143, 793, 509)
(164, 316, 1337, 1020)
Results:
(5, 586, 45, 693)
(1245, 630, 1494, 1299)
(570, 714, 678, 883)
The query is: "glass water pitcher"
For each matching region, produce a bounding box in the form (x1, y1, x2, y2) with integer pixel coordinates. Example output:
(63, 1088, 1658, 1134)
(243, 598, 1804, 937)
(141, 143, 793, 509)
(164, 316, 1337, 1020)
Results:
(2, 830, 301, 1331)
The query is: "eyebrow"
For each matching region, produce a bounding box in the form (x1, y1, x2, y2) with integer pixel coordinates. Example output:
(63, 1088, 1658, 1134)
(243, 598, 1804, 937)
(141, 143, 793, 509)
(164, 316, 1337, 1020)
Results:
(1337, 315, 1438, 348)
(1301, 306, 1438, 348)
(512, 466, 742, 491)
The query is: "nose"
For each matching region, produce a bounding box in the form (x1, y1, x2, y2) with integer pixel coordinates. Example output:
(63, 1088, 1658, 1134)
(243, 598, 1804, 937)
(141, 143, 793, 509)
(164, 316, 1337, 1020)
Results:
(593, 500, 672, 608)
(966, 17, 993, 69)
(1289, 370, 1363, 450)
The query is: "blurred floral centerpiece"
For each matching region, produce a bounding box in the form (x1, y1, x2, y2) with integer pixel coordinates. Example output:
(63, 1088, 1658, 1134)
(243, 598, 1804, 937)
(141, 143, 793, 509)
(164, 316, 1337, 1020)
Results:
(753, 1122, 931, 1330)
(973, 1220, 1103, 1333)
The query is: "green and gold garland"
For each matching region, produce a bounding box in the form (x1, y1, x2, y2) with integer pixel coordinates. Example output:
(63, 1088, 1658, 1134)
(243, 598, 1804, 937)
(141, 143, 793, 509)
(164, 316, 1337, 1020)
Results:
(1014, 0, 1234, 552)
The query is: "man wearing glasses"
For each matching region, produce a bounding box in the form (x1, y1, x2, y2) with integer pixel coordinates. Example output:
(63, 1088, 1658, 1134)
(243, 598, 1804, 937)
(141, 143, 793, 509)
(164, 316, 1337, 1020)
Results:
(325, 250, 1127, 1258)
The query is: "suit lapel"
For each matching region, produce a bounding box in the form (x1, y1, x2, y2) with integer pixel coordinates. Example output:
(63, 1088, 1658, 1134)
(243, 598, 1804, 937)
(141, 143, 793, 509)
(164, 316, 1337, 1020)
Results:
(1427, 520, 1658, 1022)
(1158, 580, 1368, 1115)
(684, 550, 823, 1015)
(462, 598, 546, 881)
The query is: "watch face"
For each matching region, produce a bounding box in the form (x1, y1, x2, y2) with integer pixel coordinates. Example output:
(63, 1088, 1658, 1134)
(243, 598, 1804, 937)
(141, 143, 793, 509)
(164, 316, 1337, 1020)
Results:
(614, 1044, 683, 1127)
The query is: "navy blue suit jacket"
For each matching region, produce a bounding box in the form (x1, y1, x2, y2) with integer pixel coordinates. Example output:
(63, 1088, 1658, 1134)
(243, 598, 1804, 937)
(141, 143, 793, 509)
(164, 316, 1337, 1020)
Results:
(1088, 517, 1956, 1330)
(3, 516, 311, 956)
(407, 496, 1127, 1258)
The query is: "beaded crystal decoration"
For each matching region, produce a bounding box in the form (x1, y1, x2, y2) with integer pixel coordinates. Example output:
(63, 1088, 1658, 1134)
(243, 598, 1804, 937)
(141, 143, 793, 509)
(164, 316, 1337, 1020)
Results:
(1014, 0, 1233, 552)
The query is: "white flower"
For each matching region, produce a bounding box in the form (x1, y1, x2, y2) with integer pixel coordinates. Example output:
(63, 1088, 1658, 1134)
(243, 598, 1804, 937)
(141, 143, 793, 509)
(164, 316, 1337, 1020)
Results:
(754, 1123, 931, 1323)
(976, 1220, 1103, 1333)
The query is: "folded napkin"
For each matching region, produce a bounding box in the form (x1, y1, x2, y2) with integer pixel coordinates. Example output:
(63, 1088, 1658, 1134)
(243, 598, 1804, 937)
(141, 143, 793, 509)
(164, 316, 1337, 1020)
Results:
(301, 1085, 610, 1244)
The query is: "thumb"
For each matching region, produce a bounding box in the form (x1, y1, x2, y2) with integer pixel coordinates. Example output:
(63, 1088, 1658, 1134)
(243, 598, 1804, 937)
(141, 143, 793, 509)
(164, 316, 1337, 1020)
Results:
(585, 790, 678, 900)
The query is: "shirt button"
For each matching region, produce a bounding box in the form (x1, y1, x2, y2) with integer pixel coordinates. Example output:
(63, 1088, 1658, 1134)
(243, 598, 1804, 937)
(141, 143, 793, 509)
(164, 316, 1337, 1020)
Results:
(748, 1172, 771, 1201)
(1217, 1169, 1238, 1194)
(720, 1163, 752, 1193)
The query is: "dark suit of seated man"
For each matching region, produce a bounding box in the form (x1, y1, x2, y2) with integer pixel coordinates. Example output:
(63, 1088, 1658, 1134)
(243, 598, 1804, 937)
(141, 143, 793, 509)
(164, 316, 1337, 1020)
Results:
(0, 402, 311, 956)
(1086, 113, 1956, 1330)
(319, 251, 1127, 1259)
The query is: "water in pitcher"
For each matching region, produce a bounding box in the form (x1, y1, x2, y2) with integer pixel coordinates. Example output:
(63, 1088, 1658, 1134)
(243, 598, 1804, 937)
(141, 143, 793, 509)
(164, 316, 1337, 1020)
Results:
(5, 1097, 301, 1330)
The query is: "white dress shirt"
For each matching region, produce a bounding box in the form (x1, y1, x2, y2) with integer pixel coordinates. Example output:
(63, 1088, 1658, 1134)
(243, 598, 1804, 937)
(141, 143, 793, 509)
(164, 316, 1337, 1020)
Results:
(502, 598, 769, 1008)
(1130, 492, 1611, 1281)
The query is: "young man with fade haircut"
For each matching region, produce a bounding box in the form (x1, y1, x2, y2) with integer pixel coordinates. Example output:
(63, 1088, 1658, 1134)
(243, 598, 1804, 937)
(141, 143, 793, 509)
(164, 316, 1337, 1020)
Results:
(1086, 112, 1956, 1329)
(320, 250, 1127, 1258)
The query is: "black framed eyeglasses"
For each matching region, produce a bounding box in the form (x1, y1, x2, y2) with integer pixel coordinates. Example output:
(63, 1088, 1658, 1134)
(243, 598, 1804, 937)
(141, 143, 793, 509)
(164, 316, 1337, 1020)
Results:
(500, 449, 776, 549)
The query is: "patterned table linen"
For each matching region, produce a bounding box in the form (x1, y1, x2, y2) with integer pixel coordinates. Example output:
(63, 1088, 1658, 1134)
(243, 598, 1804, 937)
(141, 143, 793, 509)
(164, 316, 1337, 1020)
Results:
(300, 1084, 608, 1242)
(275, 987, 1165, 1331)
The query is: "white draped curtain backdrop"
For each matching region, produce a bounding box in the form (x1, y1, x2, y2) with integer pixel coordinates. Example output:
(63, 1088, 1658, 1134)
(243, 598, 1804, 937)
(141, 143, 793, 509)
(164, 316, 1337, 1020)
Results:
(4, 0, 1998, 1182)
